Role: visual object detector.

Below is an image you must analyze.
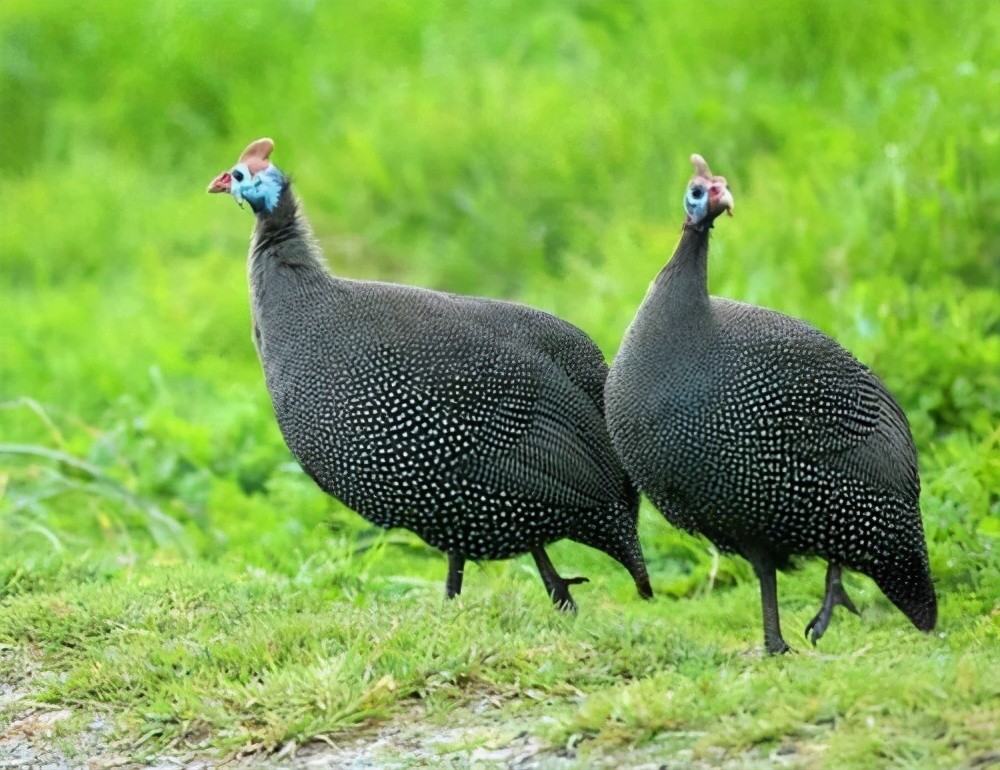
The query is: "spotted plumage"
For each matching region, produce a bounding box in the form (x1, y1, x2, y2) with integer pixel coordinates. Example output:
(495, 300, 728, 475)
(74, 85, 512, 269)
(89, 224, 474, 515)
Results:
(605, 154, 936, 652)
(209, 138, 652, 609)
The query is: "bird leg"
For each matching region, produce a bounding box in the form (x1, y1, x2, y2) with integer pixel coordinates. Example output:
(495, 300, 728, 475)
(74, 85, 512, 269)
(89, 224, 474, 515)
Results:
(748, 552, 791, 655)
(531, 547, 588, 613)
(805, 562, 860, 645)
(445, 553, 465, 599)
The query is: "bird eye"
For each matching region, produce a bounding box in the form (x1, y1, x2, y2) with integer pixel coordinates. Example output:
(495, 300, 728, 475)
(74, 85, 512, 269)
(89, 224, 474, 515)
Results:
(231, 169, 245, 182)
(689, 185, 705, 200)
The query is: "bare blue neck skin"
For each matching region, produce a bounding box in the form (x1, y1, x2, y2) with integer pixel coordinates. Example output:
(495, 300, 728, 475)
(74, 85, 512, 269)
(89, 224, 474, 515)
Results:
(232, 164, 285, 214)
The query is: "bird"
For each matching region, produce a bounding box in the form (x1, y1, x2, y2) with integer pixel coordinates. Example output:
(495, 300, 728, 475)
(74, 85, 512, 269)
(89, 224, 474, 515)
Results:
(604, 154, 936, 653)
(207, 138, 652, 611)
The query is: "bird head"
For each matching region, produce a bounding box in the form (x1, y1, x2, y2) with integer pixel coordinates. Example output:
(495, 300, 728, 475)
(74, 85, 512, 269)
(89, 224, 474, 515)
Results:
(207, 137, 285, 214)
(684, 154, 733, 230)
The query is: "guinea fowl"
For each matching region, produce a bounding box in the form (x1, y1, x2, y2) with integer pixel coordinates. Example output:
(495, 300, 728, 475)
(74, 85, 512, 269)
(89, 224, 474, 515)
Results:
(207, 138, 652, 610)
(605, 155, 936, 653)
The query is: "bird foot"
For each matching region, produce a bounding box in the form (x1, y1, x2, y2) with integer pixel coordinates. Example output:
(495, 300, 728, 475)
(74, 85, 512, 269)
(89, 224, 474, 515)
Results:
(765, 637, 793, 655)
(548, 576, 589, 613)
(805, 580, 860, 645)
(804, 613, 829, 646)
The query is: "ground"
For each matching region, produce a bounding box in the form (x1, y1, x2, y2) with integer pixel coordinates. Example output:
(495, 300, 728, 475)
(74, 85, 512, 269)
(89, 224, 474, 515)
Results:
(1, 523, 997, 769)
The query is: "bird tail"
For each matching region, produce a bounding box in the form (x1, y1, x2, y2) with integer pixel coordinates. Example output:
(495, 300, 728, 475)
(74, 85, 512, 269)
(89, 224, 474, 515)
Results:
(575, 491, 653, 599)
(608, 531, 654, 600)
(612, 482, 654, 599)
(868, 535, 937, 632)
(624, 547, 654, 600)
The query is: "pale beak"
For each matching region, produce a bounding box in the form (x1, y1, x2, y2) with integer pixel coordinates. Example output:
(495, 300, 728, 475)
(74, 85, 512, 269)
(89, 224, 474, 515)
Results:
(207, 171, 232, 194)
(713, 187, 734, 217)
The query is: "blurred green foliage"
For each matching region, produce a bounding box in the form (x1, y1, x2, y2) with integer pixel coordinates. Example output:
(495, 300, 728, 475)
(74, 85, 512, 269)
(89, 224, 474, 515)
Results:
(0, 0, 998, 760)
(1, 0, 996, 557)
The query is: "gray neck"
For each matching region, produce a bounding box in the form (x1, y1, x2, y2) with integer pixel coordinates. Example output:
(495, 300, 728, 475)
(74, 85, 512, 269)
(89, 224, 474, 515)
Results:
(648, 223, 712, 328)
(247, 183, 332, 308)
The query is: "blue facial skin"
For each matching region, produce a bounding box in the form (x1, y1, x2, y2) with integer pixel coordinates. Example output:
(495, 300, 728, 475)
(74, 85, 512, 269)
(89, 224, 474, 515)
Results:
(684, 183, 709, 226)
(231, 162, 285, 214)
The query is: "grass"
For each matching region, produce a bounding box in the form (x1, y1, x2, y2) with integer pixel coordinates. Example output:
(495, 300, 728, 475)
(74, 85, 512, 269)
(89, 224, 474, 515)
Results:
(2, 535, 997, 767)
(1, 0, 998, 766)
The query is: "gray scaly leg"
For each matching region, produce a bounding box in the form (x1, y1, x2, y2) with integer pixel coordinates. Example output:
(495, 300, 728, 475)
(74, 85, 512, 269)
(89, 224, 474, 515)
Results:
(445, 553, 465, 599)
(748, 552, 791, 655)
(531, 547, 588, 613)
(805, 562, 860, 645)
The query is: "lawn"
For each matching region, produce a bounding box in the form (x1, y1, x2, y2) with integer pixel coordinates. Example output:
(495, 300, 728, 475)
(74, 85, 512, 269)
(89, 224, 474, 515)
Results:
(1, 1, 998, 767)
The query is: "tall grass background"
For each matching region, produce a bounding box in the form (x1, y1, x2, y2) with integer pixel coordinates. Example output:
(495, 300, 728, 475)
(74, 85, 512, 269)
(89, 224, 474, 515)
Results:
(3, 0, 995, 571)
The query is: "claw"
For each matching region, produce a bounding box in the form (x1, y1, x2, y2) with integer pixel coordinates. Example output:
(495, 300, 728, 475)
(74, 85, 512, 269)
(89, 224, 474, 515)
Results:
(554, 597, 579, 614)
(531, 548, 589, 613)
(806, 564, 861, 646)
(550, 576, 589, 613)
(766, 638, 793, 655)
(804, 615, 826, 647)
